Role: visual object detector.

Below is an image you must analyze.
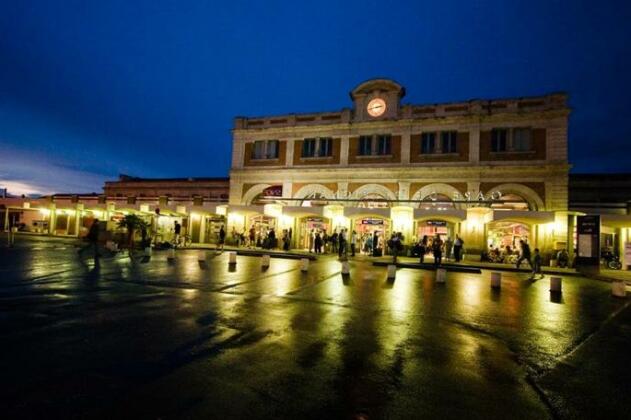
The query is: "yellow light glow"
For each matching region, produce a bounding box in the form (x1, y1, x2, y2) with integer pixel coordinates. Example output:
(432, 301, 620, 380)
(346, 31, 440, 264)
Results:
(39, 208, 51, 216)
(191, 212, 201, 221)
(264, 203, 282, 218)
(216, 205, 227, 216)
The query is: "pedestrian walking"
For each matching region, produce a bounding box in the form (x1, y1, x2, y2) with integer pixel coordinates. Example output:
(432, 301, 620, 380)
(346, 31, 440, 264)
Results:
(530, 248, 543, 279)
(218, 224, 226, 251)
(515, 240, 532, 269)
(331, 231, 338, 254)
(248, 226, 256, 248)
(173, 221, 182, 248)
(350, 230, 357, 257)
(79, 218, 101, 267)
(453, 234, 464, 262)
(444, 236, 453, 261)
(432, 234, 443, 266)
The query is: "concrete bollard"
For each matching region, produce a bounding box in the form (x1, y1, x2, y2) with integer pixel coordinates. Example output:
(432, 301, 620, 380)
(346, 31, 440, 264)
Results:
(144, 247, 152, 257)
(300, 258, 309, 272)
(168, 248, 176, 259)
(490, 272, 502, 289)
(550, 276, 562, 293)
(262, 254, 270, 268)
(611, 280, 627, 298)
(436, 268, 447, 283)
(198, 251, 206, 262)
(341, 261, 350, 274)
(387, 264, 396, 279)
(228, 251, 237, 264)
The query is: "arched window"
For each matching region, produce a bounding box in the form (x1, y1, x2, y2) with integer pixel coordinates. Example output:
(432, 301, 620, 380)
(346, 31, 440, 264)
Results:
(491, 193, 530, 211)
(419, 193, 455, 210)
(357, 193, 390, 208)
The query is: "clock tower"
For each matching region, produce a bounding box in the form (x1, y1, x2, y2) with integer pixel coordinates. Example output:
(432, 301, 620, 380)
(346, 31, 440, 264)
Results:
(350, 78, 405, 122)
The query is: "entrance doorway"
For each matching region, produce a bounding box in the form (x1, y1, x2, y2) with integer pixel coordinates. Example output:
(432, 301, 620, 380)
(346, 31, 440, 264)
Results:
(354, 217, 390, 256)
(416, 220, 453, 242)
(298, 217, 329, 250)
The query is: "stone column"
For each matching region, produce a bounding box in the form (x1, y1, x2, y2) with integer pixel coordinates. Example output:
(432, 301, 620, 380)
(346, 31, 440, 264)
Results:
(398, 181, 410, 202)
(400, 133, 411, 164)
(282, 181, 293, 200)
(231, 140, 245, 169)
(340, 136, 349, 166)
(286, 139, 295, 167)
(469, 126, 480, 163)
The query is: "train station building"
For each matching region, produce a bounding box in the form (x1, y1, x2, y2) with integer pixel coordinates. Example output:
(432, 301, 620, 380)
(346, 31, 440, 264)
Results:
(2, 78, 631, 266)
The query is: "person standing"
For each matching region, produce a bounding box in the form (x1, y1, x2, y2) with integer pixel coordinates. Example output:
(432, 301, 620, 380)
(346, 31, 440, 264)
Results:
(453, 234, 464, 262)
(516, 240, 532, 269)
(308, 229, 315, 253)
(444, 236, 453, 261)
(350, 230, 357, 257)
(432, 234, 443, 266)
(331, 230, 338, 254)
(79, 218, 101, 267)
(338, 229, 346, 258)
(218, 224, 226, 251)
(248, 226, 256, 248)
(531, 248, 543, 279)
(173, 221, 182, 248)
(314, 232, 322, 254)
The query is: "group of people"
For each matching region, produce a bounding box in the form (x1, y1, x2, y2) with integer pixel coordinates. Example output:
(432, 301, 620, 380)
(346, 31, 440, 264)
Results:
(308, 228, 358, 258)
(411, 234, 465, 265)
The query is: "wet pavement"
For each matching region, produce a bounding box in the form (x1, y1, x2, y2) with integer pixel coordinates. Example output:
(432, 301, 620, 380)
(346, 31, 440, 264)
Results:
(1, 236, 630, 419)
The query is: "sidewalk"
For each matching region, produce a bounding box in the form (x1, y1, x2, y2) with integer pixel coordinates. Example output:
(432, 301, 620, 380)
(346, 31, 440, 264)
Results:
(371, 254, 581, 276)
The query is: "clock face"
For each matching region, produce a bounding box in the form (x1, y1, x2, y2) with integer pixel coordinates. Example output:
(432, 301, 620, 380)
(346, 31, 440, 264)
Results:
(366, 98, 386, 117)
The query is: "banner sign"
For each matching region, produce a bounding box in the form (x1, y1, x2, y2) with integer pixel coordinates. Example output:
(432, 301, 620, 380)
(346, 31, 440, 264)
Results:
(361, 218, 384, 225)
(263, 185, 283, 197)
(426, 220, 447, 227)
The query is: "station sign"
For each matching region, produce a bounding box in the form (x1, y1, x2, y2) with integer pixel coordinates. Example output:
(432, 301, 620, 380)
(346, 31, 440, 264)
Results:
(426, 220, 447, 227)
(263, 185, 283, 197)
(361, 219, 384, 225)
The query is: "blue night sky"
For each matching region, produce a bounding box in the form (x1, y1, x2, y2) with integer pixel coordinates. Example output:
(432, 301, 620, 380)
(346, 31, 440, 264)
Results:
(1, 0, 630, 195)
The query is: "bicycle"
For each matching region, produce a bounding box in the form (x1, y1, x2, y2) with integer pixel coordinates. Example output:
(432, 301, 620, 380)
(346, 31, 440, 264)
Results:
(173, 234, 192, 249)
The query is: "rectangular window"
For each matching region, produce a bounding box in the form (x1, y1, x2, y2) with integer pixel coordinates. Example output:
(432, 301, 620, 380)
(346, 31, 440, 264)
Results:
(302, 138, 316, 157)
(512, 128, 532, 151)
(421, 132, 435, 154)
(491, 129, 507, 152)
(376, 135, 391, 155)
(266, 140, 279, 159)
(359, 135, 372, 156)
(441, 131, 457, 153)
(318, 137, 333, 157)
(252, 141, 265, 159)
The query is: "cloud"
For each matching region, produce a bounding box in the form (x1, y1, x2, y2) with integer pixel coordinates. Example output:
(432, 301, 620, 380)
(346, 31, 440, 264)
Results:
(0, 146, 108, 195)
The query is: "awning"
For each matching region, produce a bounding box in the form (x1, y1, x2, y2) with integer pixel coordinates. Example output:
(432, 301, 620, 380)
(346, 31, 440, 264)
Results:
(282, 206, 325, 218)
(344, 207, 391, 218)
(413, 208, 466, 223)
(601, 214, 631, 228)
(492, 210, 555, 224)
(226, 205, 265, 215)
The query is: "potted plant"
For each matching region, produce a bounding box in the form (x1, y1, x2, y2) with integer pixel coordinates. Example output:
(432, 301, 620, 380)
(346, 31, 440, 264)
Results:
(117, 214, 149, 250)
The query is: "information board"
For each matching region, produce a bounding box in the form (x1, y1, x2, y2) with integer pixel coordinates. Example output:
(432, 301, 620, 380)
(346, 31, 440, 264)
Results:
(576, 215, 600, 265)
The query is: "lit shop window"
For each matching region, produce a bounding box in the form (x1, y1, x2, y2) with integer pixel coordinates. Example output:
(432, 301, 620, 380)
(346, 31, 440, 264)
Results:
(251, 140, 280, 160)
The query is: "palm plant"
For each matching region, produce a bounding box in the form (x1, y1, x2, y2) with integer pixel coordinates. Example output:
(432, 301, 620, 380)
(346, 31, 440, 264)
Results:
(117, 214, 149, 250)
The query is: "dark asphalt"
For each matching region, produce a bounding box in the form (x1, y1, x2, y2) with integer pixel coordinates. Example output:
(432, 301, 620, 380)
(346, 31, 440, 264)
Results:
(0, 236, 629, 419)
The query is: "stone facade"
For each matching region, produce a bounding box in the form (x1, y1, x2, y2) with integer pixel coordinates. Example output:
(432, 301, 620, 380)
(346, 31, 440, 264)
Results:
(228, 79, 571, 254)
